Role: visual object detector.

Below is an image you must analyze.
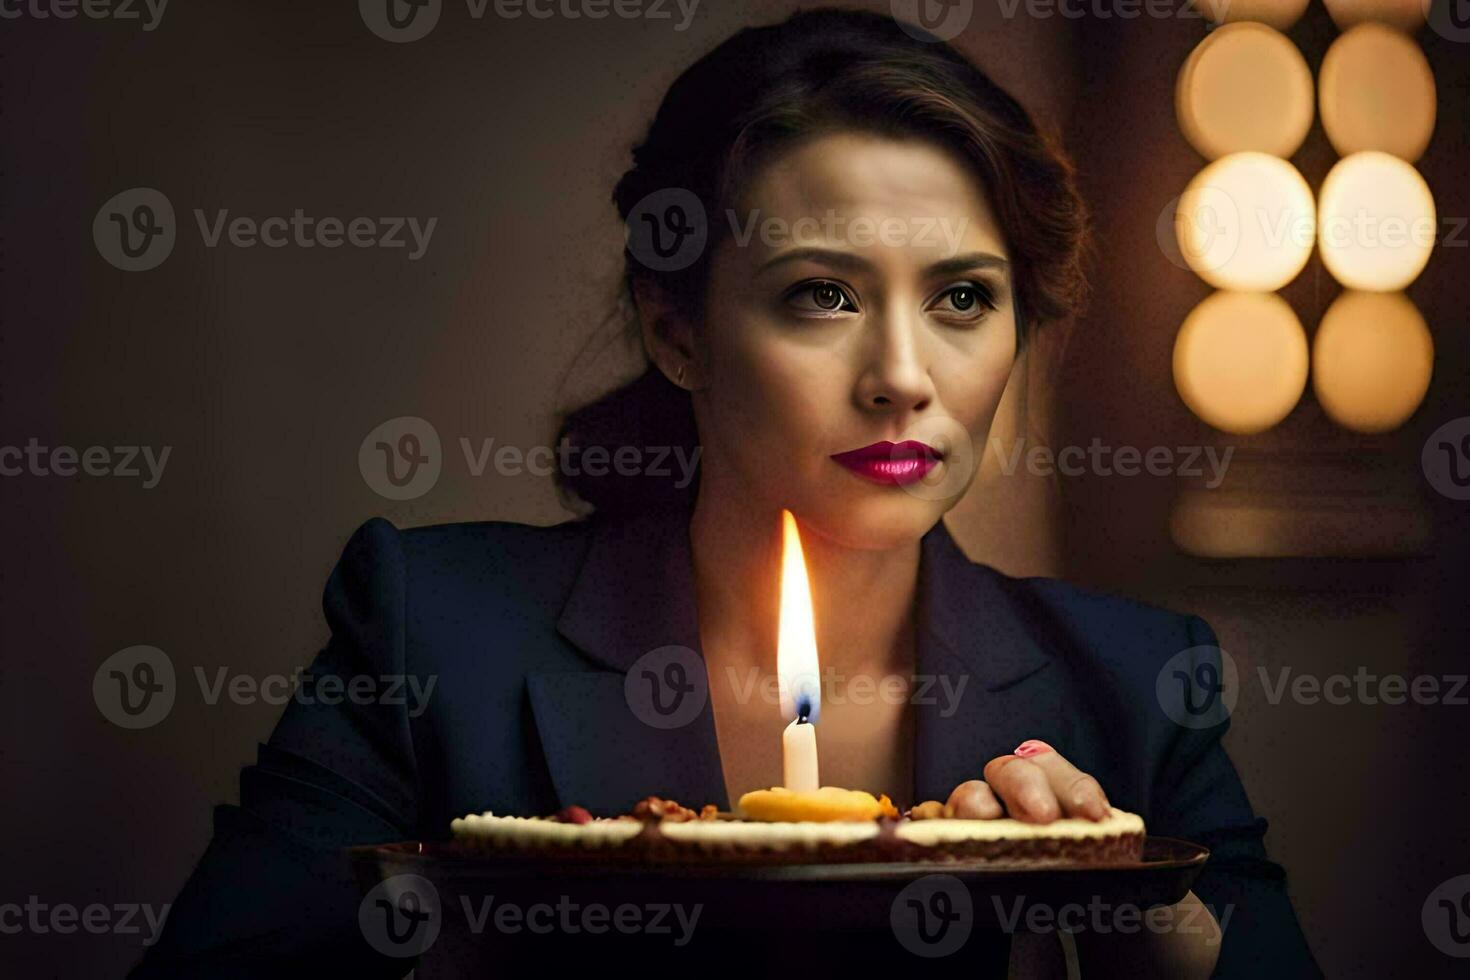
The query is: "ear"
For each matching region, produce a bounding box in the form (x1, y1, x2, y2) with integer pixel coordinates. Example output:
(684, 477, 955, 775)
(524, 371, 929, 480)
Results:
(633, 278, 703, 390)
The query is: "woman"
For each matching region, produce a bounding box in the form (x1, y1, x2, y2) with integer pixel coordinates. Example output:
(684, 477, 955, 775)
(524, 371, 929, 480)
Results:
(131, 8, 1319, 977)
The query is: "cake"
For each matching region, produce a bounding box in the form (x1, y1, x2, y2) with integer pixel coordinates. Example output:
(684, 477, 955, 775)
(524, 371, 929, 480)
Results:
(450, 792, 1146, 867)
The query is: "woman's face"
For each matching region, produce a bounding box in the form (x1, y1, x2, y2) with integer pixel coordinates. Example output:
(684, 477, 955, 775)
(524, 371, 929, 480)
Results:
(689, 131, 1019, 550)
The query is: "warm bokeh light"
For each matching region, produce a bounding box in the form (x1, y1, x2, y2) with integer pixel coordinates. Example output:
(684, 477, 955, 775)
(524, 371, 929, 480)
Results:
(776, 509, 820, 724)
(1322, 0, 1427, 32)
(1191, 0, 1311, 30)
(1170, 489, 1433, 557)
(1176, 22, 1314, 160)
(1320, 23, 1436, 162)
(1173, 290, 1309, 435)
(1312, 290, 1434, 433)
(1176, 152, 1316, 292)
(1317, 151, 1436, 291)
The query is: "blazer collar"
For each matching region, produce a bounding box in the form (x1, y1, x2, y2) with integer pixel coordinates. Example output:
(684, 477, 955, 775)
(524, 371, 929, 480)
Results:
(529, 504, 1057, 815)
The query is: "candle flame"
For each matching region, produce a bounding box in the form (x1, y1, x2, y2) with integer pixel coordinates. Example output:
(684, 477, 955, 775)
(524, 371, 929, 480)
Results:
(777, 509, 821, 724)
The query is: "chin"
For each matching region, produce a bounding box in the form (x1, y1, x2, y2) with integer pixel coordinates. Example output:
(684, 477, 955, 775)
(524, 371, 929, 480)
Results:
(790, 488, 948, 552)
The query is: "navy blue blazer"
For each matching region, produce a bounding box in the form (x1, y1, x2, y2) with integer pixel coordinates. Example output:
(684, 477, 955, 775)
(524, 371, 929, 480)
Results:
(130, 503, 1320, 977)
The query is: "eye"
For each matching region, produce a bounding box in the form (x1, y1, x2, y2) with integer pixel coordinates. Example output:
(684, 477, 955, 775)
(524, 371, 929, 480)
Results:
(784, 279, 859, 317)
(928, 281, 997, 323)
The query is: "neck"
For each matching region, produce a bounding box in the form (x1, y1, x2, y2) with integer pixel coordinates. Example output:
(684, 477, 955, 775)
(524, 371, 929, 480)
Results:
(688, 470, 923, 680)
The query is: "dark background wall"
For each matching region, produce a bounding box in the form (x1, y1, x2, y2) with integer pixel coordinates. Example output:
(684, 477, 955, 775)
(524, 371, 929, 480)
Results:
(2, 1, 1466, 976)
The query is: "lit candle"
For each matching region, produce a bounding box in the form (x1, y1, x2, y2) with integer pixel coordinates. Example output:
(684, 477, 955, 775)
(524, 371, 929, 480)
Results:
(783, 717, 818, 793)
(777, 509, 821, 792)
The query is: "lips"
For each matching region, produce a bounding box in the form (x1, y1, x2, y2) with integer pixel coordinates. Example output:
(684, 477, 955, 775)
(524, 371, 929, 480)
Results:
(830, 440, 944, 486)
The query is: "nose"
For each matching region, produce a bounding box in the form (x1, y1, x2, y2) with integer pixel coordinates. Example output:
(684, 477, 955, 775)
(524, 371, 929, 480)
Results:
(853, 303, 936, 415)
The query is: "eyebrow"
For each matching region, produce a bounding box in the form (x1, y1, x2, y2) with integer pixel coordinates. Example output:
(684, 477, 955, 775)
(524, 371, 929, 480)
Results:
(756, 247, 1010, 277)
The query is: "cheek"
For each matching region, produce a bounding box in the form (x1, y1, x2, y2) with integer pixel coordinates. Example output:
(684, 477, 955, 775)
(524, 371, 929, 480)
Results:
(708, 317, 842, 447)
(938, 324, 1017, 437)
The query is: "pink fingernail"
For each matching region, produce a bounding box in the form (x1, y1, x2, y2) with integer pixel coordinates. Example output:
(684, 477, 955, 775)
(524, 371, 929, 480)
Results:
(1014, 739, 1053, 758)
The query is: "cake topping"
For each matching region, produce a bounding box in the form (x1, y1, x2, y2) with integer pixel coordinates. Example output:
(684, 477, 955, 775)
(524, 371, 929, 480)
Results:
(738, 786, 896, 822)
(630, 796, 719, 823)
(554, 805, 593, 825)
(906, 800, 957, 820)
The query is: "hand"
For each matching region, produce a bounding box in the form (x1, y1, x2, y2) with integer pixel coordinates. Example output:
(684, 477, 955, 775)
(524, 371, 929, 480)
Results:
(946, 739, 1111, 823)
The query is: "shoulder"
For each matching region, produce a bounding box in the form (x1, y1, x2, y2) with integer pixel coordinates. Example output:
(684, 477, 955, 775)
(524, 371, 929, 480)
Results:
(999, 569, 1221, 687)
(400, 512, 595, 564)
(343, 510, 594, 553)
(1017, 572, 1213, 642)
(326, 512, 598, 608)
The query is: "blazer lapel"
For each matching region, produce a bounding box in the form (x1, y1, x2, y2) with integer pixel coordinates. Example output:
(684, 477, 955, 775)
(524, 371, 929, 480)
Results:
(531, 502, 731, 816)
(911, 520, 1070, 804)
(532, 504, 1067, 816)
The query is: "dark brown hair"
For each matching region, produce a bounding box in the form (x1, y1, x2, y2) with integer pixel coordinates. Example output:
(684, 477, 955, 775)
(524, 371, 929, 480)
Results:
(554, 6, 1090, 517)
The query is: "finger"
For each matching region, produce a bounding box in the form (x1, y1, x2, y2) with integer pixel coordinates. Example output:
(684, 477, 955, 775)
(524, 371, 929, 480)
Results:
(983, 755, 1061, 823)
(946, 779, 1003, 819)
(1013, 739, 1110, 821)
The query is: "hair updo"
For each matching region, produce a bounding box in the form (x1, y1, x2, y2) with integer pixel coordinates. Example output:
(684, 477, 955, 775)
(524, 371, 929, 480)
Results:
(553, 7, 1090, 518)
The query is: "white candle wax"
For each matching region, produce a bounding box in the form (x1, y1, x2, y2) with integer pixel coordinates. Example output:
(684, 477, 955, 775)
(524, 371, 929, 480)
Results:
(783, 717, 818, 792)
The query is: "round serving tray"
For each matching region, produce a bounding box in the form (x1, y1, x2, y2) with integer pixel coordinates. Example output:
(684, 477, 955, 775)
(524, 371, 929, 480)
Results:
(346, 836, 1209, 973)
